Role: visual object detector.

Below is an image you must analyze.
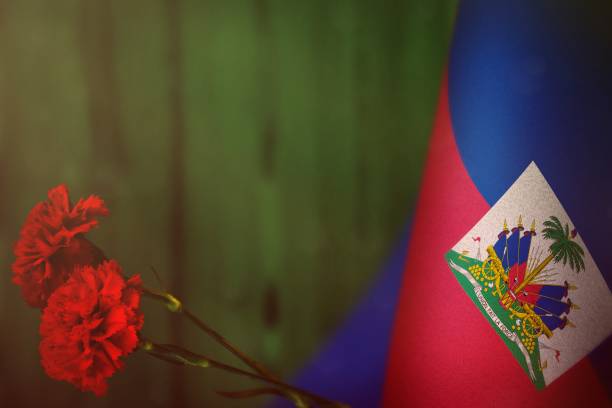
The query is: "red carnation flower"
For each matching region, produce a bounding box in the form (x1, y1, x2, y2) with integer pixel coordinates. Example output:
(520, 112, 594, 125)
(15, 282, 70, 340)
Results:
(39, 260, 143, 396)
(12, 184, 108, 308)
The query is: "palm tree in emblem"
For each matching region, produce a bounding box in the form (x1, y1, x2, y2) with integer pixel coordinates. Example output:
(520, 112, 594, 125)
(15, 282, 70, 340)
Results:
(515, 216, 584, 293)
(543, 216, 585, 272)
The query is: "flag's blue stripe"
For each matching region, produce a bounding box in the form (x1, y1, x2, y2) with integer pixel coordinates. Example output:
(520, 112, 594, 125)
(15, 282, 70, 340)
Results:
(506, 229, 521, 269)
(493, 232, 508, 265)
(448, 1, 612, 288)
(271, 221, 410, 408)
(518, 234, 532, 266)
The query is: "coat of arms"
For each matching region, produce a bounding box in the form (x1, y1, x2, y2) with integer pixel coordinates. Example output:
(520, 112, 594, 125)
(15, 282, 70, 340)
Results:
(445, 163, 612, 388)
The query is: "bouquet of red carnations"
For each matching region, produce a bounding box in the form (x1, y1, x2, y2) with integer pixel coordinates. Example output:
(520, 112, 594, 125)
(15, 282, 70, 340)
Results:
(12, 185, 345, 407)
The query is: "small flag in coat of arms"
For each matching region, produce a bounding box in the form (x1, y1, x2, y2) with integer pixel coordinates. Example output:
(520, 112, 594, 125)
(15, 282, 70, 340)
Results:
(445, 162, 612, 388)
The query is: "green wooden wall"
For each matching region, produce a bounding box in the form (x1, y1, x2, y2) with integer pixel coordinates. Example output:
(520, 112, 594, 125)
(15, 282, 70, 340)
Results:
(0, 0, 456, 406)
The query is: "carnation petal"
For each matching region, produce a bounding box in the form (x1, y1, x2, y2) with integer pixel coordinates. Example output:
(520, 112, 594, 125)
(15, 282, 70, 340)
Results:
(12, 185, 109, 308)
(100, 263, 125, 302)
(47, 184, 70, 213)
(122, 276, 142, 309)
(101, 339, 123, 362)
(73, 195, 109, 218)
(92, 306, 127, 342)
(111, 326, 139, 353)
(38, 259, 142, 396)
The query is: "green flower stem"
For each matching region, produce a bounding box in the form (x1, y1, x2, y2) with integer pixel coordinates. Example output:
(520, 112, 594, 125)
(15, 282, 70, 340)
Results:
(141, 287, 275, 378)
(140, 339, 346, 407)
(141, 288, 343, 407)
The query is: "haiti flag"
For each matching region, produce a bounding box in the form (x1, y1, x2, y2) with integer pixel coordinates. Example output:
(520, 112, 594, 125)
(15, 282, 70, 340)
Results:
(274, 1, 612, 407)
(383, 1, 612, 407)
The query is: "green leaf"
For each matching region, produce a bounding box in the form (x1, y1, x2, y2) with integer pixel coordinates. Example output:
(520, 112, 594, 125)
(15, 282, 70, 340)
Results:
(544, 231, 562, 242)
(566, 242, 585, 272)
(542, 222, 559, 231)
(550, 216, 563, 232)
(571, 241, 585, 256)
(568, 251, 576, 271)
(561, 249, 568, 265)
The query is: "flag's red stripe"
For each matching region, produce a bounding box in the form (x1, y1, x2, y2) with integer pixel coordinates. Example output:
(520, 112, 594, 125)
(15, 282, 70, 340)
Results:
(382, 72, 608, 407)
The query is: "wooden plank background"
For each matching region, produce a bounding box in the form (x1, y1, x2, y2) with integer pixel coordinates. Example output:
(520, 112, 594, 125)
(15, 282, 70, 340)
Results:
(0, 0, 456, 406)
